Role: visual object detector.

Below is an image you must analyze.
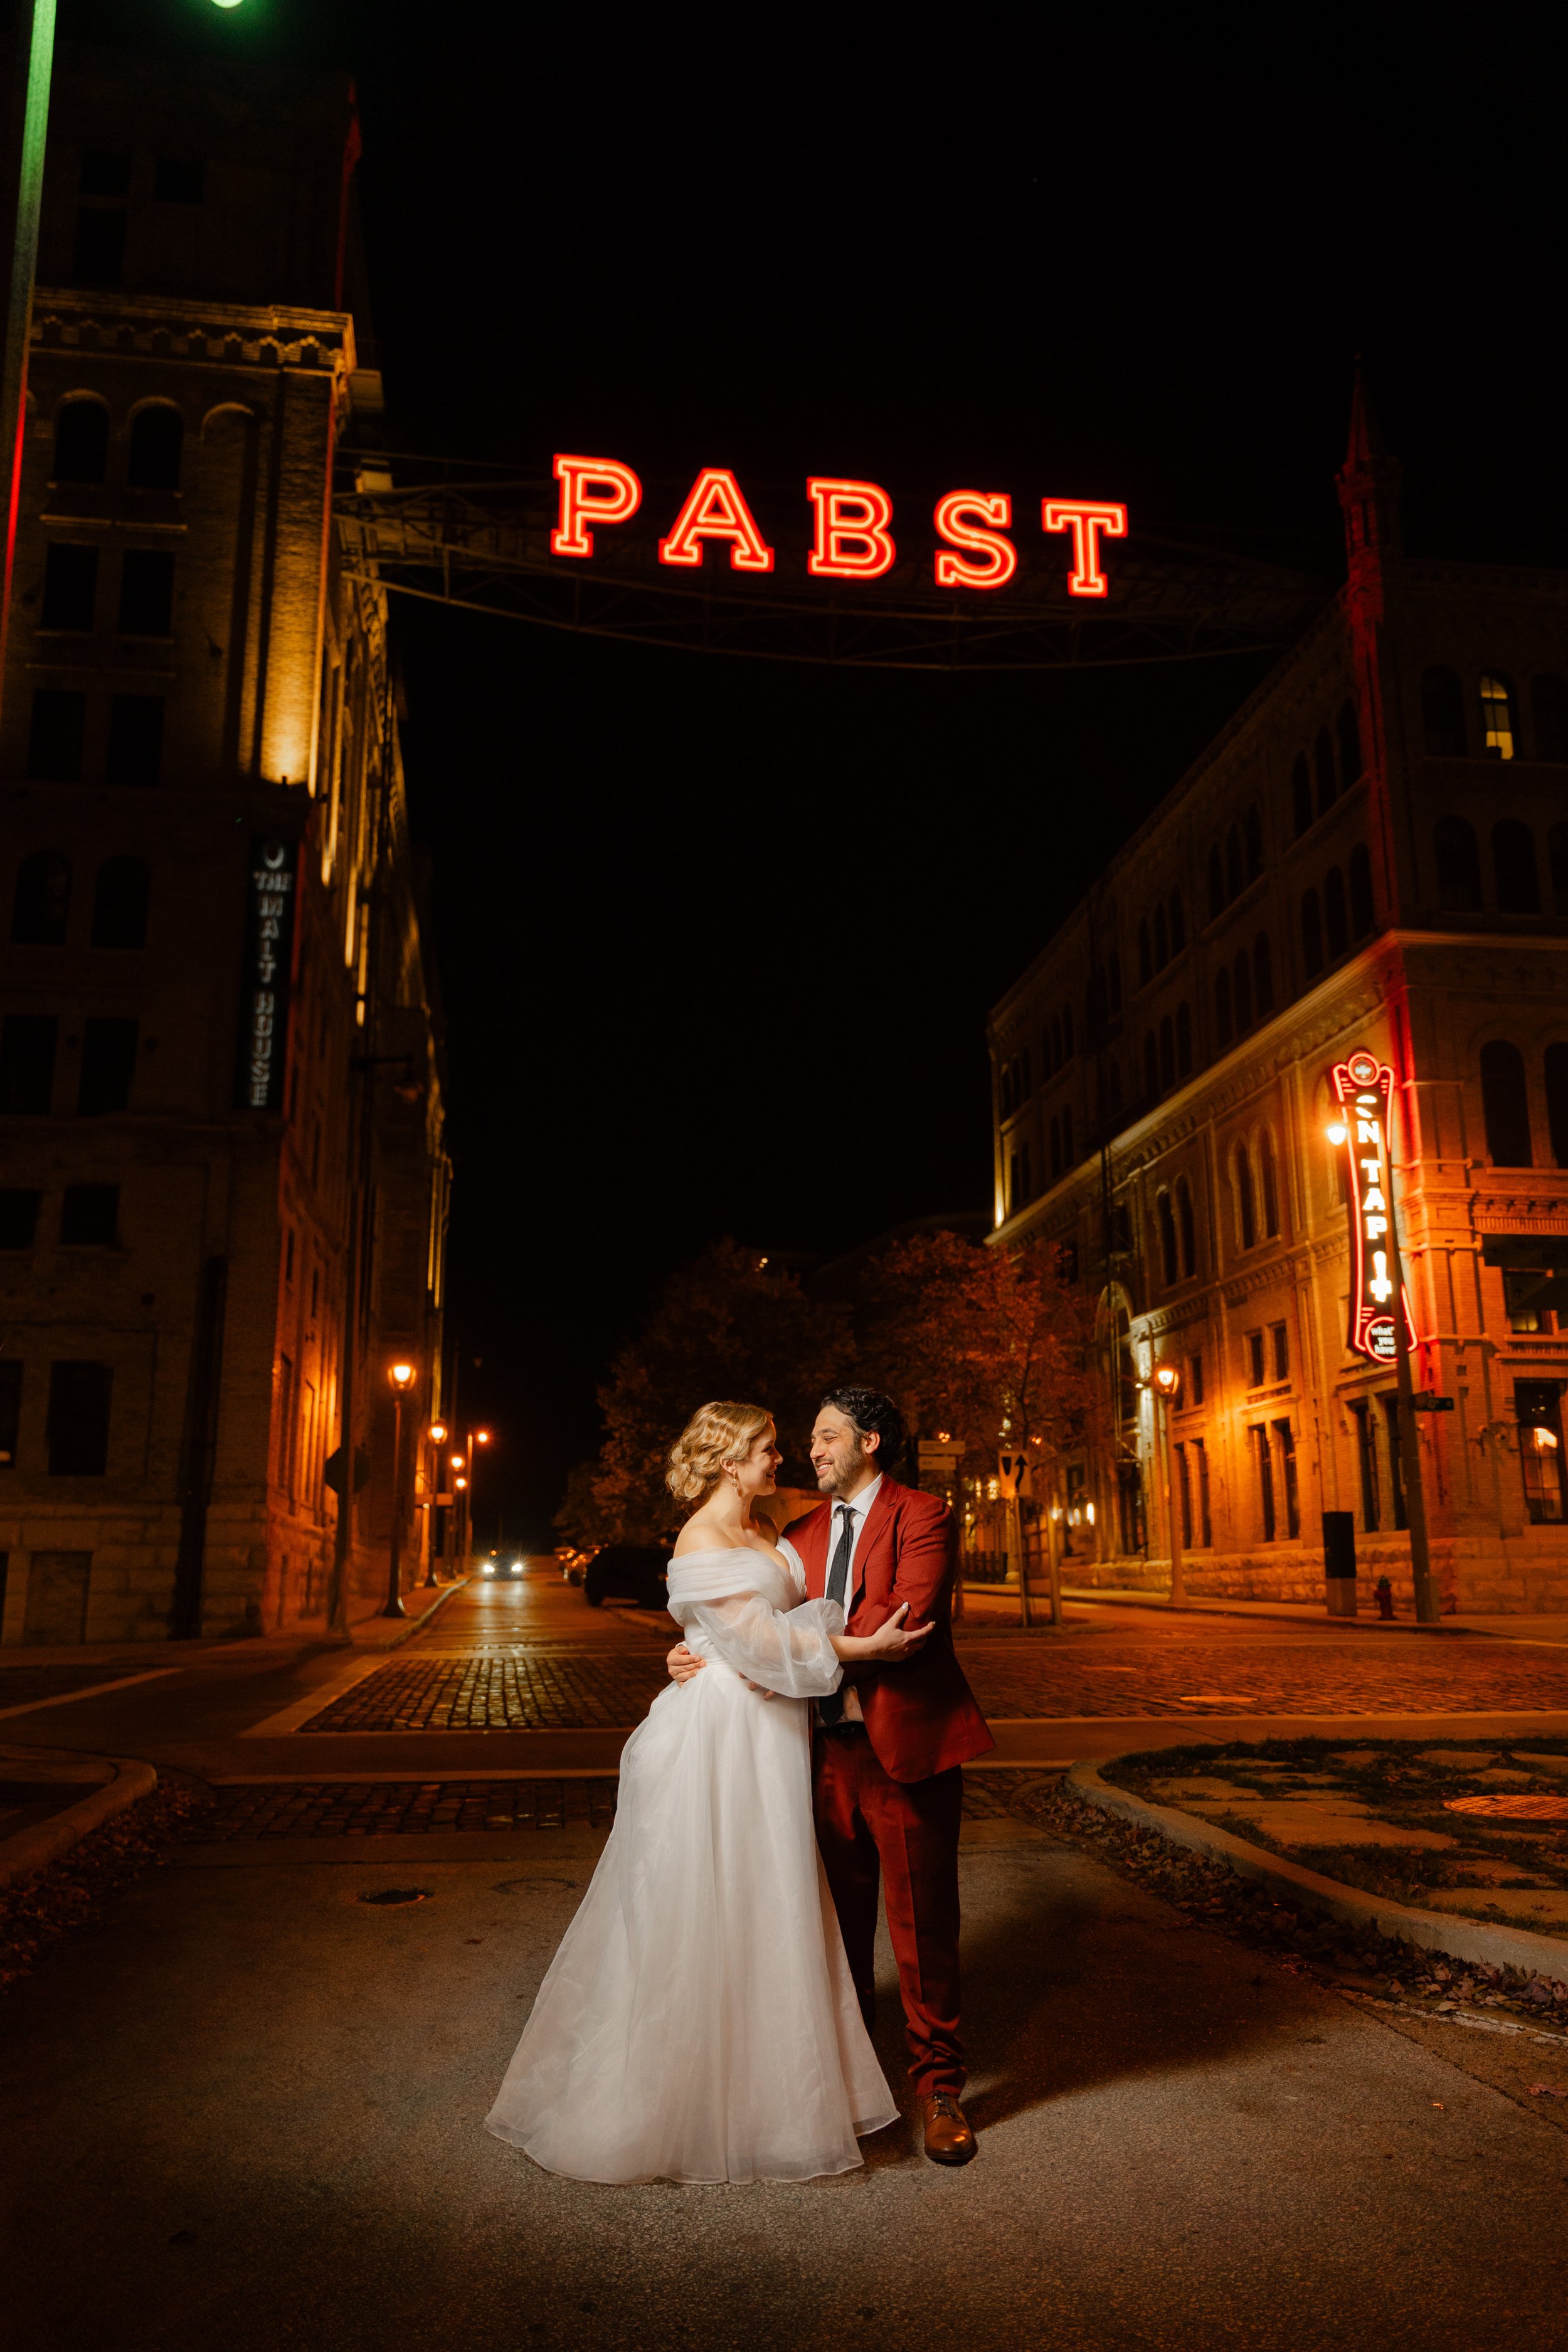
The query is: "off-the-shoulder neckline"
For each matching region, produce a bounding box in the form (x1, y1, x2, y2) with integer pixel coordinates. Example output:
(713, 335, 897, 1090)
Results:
(670, 1544, 796, 1564)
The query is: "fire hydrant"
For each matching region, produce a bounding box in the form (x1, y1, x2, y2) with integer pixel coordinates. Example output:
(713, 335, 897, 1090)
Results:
(1374, 1575, 1395, 1620)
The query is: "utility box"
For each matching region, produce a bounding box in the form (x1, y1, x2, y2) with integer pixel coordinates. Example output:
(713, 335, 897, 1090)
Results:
(1322, 1511, 1357, 1616)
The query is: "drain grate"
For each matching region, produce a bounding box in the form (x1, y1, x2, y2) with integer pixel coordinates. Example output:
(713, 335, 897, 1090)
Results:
(356, 1887, 432, 1906)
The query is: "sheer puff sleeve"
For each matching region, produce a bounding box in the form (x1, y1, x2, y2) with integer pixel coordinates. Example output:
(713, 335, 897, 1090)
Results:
(667, 1555, 844, 1699)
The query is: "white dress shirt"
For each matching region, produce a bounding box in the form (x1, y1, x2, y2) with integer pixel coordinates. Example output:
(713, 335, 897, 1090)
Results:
(818, 1473, 881, 1724)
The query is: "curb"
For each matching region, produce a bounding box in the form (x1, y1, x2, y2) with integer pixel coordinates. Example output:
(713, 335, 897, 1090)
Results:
(0, 1755, 159, 1890)
(348, 1576, 469, 1652)
(1066, 1755, 1568, 1988)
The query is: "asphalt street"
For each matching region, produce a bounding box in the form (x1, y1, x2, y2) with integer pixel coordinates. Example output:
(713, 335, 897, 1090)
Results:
(3, 1572, 1568, 2349)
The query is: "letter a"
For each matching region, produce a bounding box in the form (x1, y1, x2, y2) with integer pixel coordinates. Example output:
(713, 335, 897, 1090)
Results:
(657, 468, 775, 572)
(807, 479, 896, 580)
(551, 455, 643, 558)
(933, 491, 1017, 591)
(1041, 499, 1128, 597)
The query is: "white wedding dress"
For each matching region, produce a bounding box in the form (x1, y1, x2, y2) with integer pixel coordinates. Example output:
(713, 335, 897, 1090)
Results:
(485, 1544, 897, 2183)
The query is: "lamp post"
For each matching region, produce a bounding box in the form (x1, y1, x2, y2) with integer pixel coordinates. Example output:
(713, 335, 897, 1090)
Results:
(383, 1361, 416, 1618)
(0, 0, 56, 734)
(420, 1421, 448, 1586)
(1151, 1360, 1185, 1608)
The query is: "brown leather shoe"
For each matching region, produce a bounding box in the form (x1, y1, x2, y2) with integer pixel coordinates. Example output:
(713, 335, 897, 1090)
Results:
(918, 2092, 977, 2165)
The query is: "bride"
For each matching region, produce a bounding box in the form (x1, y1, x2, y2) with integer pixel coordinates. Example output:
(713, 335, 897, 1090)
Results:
(485, 1399, 933, 2184)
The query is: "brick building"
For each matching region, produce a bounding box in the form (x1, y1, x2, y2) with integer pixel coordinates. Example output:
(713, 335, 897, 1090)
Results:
(988, 387, 1568, 1614)
(0, 46, 450, 1643)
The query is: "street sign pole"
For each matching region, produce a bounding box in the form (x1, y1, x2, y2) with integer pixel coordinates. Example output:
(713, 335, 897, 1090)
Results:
(1390, 1195, 1439, 1623)
(0, 0, 55, 733)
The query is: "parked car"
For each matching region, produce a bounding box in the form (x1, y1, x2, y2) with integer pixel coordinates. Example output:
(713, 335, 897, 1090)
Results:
(553, 1545, 587, 1586)
(583, 1544, 671, 1610)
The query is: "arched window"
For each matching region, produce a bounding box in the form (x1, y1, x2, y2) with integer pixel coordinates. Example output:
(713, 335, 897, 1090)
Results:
(1348, 842, 1374, 939)
(11, 850, 70, 943)
(1550, 823, 1568, 917)
(1153, 902, 1168, 970)
(1175, 999, 1192, 1076)
(1422, 665, 1466, 757)
(1207, 844, 1225, 919)
(1244, 801, 1263, 879)
(1168, 888, 1185, 954)
(1158, 1015, 1175, 1090)
(1478, 673, 1516, 760)
(1215, 967, 1233, 1047)
(1176, 1177, 1196, 1278)
(1434, 816, 1482, 911)
(1137, 918, 1152, 987)
(1259, 1129, 1280, 1237)
(1144, 1030, 1159, 1099)
(1157, 1190, 1178, 1288)
(1225, 824, 1243, 901)
(1233, 949, 1253, 1034)
(1234, 1142, 1257, 1250)
(1253, 932, 1273, 1015)
(1493, 820, 1540, 913)
(127, 404, 183, 490)
(1337, 699, 1362, 786)
(1314, 728, 1338, 817)
(53, 397, 107, 485)
(1324, 866, 1348, 960)
(1291, 752, 1313, 837)
(1480, 1041, 1533, 1167)
(1545, 1044, 1568, 1169)
(90, 856, 149, 948)
(1532, 674, 1568, 763)
(1301, 888, 1323, 977)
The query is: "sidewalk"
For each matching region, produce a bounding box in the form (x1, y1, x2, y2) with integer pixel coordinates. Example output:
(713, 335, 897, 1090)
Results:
(0, 1577, 464, 1678)
(1057, 1587, 1568, 1643)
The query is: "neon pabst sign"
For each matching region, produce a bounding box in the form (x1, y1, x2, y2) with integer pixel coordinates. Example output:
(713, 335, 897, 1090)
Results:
(1328, 1052, 1416, 1364)
(550, 456, 1128, 595)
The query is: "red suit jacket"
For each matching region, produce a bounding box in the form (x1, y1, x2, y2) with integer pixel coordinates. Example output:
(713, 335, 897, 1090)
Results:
(790, 1476, 993, 1784)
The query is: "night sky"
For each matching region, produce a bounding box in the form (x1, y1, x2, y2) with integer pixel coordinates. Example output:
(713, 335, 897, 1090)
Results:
(73, 2, 1568, 1544)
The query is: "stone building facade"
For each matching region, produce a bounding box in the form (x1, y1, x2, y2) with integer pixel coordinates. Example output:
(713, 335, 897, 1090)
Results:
(988, 390, 1568, 1614)
(0, 48, 450, 1642)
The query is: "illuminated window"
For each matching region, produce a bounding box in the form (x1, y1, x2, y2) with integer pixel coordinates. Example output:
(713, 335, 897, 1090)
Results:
(11, 851, 70, 944)
(1253, 933, 1273, 1015)
(1480, 1039, 1532, 1167)
(1532, 674, 1568, 763)
(1259, 1130, 1280, 1237)
(127, 405, 183, 491)
(1168, 891, 1185, 954)
(1176, 999, 1192, 1076)
(1337, 700, 1363, 785)
(1434, 815, 1482, 911)
(1504, 1269, 1555, 1336)
(1157, 1191, 1178, 1288)
(1421, 666, 1466, 757)
(1301, 888, 1323, 978)
(1235, 1145, 1257, 1251)
(1492, 820, 1539, 913)
(1516, 1381, 1567, 1525)
(1324, 866, 1348, 960)
(1215, 968, 1232, 1047)
(91, 857, 149, 950)
(1233, 950, 1253, 1034)
(1244, 802, 1263, 879)
(1177, 1178, 1196, 1278)
(26, 689, 86, 781)
(1546, 1043, 1568, 1168)
(1478, 674, 1516, 760)
(1348, 844, 1374, 940)
(1315, 728, 1338, 817)
(53, 398, 108, 485)
(1291, 753, 1313, 838)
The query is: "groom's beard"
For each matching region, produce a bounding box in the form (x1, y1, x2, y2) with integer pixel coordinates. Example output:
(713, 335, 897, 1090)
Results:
(817, 1452, 868, 1496)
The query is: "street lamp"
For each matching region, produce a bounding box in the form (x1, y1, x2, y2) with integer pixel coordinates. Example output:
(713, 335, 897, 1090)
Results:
(420, 1422, 449, 1587)
(1150, 1360, 1185, 1609)
(383, 1360, 416, 1618)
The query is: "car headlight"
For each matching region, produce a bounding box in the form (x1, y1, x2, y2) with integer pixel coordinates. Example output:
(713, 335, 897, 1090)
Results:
(509, 1561, 524, 1576)
(481, 1563, 495, 1576)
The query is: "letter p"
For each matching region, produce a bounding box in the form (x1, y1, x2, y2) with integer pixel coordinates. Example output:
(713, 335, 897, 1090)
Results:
(551, 454, 643, 559)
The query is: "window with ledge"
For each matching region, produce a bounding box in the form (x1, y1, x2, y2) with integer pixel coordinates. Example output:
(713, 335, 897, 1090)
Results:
(41, 543, 98, 631)
(1271, 1320, 1289, 1380)
(78, 1017, 137, 1116)
(1516, 1381, 1567, 1525)
(46, 1360, 112, 1476)
(1350, 1399, 1380, 1531)
(1191, 1435, 1212, 1545)
(1273, 1420, 1300, 1537)
(1478, 673, 1517, 760)
(1422, 665, 1466, 757)
(1493, 820, 1540, 913)
(1259, 1130, 1280, 1237)
(1504, 1269, 1556, 1336)
(127, 405, 183, 492)
(0, 1015, 56, 1113)
(92, 857, 149, 949)
(1176, 1178, 1196, 1279)
(1157, 1190, 1178, 1288)
(1188, 1345, 1204, 1404)
(1291, 753, 1313, 837)
(117, 551, 175, 637)
(53, 398, 108, 485)
(1434, 815, 1482, 911)
(1235, 1145, 1258, 1251)
(0, 1189, 41, 1248)
(1480, 1039, 1532, 1167)
(11, 850, 70, 944)
(106, 695, 164, 787)
(26, 689, 86, 782)
(1251, 1422, 1276, 1540)
(1175, 1441, 1193, 1546)
(60, 1184, 118, 1246)
(1532, 673, 1568, 763)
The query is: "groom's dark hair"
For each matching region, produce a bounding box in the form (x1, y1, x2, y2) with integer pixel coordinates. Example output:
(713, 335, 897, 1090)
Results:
(819, 1386, 906, 1471)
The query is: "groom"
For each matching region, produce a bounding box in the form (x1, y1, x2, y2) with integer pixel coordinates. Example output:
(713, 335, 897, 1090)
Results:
(669, 1385, 993, 2164)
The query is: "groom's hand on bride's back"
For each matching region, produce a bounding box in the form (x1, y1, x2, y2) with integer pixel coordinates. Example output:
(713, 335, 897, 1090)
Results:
(667, 1641, 704, 1685)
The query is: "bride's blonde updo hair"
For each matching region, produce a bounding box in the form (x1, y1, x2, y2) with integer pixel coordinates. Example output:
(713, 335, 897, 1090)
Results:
(666, 1400, 773, 1505)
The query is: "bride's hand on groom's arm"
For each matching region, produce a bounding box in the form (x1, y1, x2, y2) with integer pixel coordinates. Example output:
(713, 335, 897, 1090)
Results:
(835, 1602, 934, 1665)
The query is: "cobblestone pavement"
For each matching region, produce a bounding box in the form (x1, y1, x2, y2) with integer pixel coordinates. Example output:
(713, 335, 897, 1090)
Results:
(296, 1633, 1568, 1731)
(200, 1779, 622, 1838)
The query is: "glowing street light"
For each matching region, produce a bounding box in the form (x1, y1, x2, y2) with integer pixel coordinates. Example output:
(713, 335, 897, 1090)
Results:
(429, 1421, 448, 1446)
(382, 1361, 417, 1618)
(1147, 1361, 1185, 1608)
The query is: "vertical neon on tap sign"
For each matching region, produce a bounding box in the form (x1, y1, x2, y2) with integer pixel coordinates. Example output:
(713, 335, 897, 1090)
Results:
(1328, 1051, 1417, 1364)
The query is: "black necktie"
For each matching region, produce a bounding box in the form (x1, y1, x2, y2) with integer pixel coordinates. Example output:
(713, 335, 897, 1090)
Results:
(818, 1505, 857, 1726)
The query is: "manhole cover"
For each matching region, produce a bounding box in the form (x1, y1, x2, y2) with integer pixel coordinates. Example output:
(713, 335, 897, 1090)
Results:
(356, 1887, 433, 1905)
(1444, 1796, 1568, 1820)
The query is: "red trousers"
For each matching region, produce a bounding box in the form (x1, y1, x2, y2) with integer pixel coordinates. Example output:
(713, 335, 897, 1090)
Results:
(812, 1726, 965, 2097)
